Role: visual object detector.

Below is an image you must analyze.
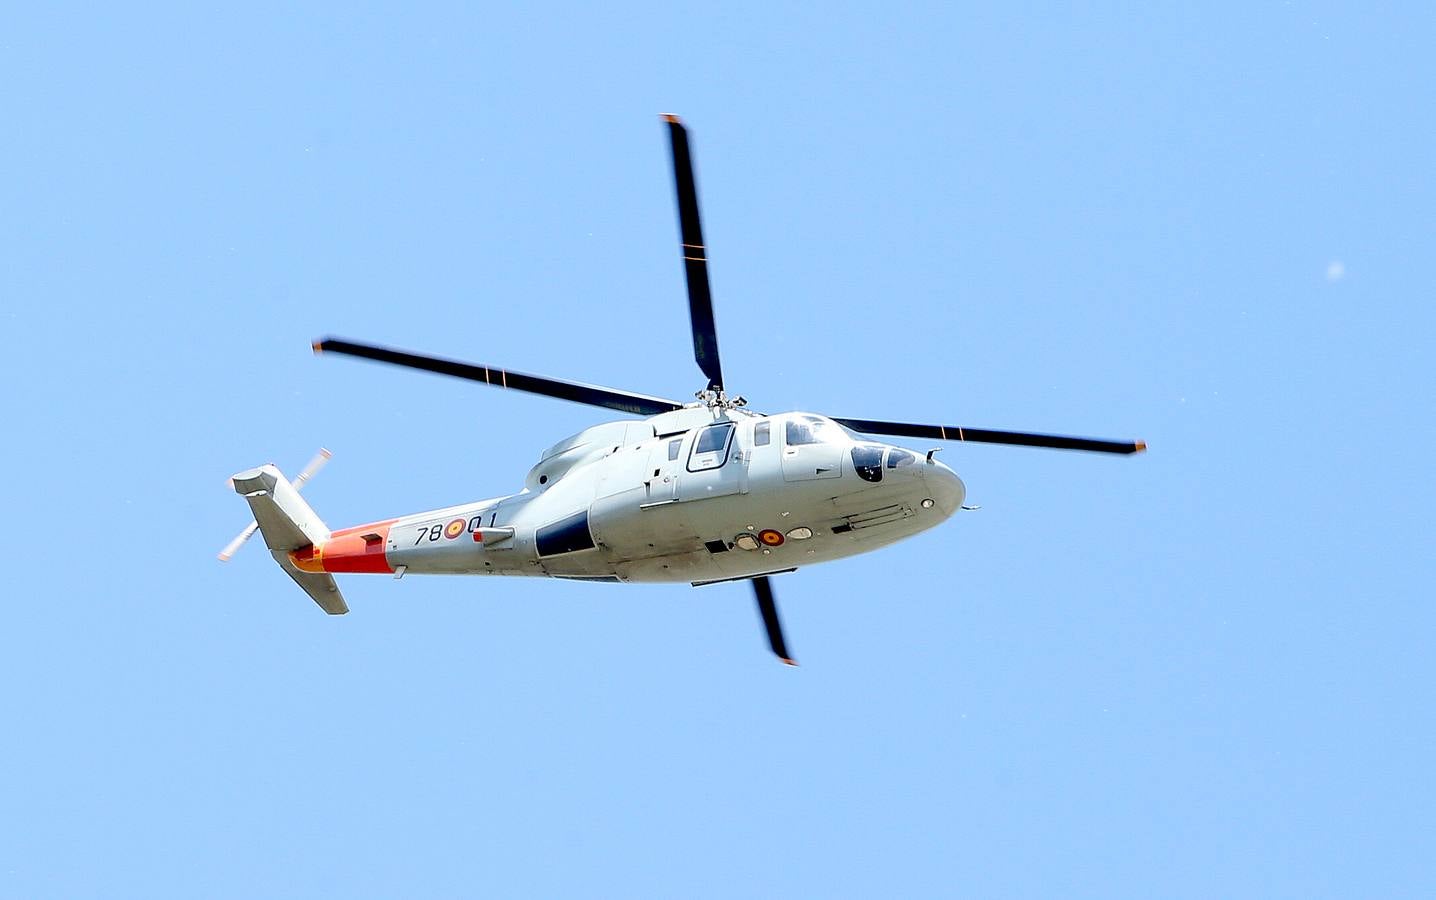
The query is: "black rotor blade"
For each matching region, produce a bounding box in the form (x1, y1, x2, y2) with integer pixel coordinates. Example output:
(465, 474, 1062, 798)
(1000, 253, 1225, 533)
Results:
(751, 576, 797, 666)
(313, 337, 685, 417)
(664, 115, 724, 393)
(832, 417, 1146, 455)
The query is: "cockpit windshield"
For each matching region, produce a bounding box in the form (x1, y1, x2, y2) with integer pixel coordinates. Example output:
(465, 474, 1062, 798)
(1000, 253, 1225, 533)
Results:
(785, 415, 843, 446)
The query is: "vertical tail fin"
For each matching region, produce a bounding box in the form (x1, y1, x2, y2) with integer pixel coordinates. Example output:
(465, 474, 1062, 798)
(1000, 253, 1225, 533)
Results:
(231, 465, 348, 615)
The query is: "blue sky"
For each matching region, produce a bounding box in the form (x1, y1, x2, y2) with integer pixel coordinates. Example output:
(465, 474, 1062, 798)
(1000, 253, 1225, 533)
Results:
(3, 3, 1433, 897)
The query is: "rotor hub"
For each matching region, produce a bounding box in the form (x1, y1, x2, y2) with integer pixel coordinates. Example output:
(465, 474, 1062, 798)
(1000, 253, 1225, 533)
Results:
(695, 388, 747, 410)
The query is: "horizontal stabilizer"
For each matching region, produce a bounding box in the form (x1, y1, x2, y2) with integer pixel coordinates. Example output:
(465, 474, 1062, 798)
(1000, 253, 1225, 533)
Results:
(277, 553, 348, 615)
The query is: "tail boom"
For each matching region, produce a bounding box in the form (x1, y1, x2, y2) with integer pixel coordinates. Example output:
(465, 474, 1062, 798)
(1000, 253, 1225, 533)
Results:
(289, 521, 398, 574)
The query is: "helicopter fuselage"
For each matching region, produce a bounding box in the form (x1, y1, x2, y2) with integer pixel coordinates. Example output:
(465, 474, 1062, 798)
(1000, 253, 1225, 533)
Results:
(290, 407, 966, 586)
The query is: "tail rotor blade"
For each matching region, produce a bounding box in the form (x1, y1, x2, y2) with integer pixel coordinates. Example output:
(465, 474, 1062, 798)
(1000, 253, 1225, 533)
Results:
(751, 576, 797, 666)
(218, 521, 260, 562)
(294, 447, 332, 486)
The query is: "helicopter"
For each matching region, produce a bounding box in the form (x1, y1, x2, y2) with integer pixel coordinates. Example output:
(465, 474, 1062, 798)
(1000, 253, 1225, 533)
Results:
(223, 115, 1145, 665)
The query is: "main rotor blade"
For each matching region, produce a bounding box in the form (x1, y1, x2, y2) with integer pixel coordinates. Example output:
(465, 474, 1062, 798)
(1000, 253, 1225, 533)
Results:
(751, 576, 797, 666)
(663, 115, 724, 393)
(833, 417, 1146, 455)
(314, 338, 685, 417)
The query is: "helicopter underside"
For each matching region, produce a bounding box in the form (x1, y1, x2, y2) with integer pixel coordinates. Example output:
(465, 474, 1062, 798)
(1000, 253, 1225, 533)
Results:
(558, 469, 960, 585)
(369, 429, 966, 586)
(384, 495, 949, 585)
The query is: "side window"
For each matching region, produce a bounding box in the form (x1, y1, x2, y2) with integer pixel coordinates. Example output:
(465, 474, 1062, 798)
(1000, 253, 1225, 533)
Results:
(687, 422, 735, 472)
(754, 420, 770, 447)
(535, 511, 595, 557)
(667, 437, 683, 460)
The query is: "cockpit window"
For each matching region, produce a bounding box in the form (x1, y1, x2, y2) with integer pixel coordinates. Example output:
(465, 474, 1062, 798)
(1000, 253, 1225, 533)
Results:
(887, 449, 916, 469)
(851, 445, 884, 482)
(786, 416, 838, 446)
(667, 437, 683, 460)
(754, 420, 770, 446)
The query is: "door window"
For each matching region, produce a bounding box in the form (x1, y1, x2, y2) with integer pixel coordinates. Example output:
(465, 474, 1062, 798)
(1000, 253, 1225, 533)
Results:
(688, 421, 735, 472)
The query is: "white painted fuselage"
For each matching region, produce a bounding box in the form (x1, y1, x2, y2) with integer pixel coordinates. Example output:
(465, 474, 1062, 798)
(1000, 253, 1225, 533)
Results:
(345, 408, 964, 587)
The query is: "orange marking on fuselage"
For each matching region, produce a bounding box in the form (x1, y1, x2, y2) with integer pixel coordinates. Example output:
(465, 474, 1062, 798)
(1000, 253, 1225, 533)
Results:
(288, 519, 398, 575)
(290, 543, 324, 573)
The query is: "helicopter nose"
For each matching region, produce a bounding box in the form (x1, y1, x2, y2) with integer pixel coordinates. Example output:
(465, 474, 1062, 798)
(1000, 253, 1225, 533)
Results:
(920, 457, 966, 516)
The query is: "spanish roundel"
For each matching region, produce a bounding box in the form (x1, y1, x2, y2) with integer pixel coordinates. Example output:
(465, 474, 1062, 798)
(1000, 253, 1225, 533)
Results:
(444, 518, 466, 540)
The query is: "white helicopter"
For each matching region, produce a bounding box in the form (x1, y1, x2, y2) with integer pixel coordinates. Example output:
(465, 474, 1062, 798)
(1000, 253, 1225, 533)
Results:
(223, 115, 1145, 665)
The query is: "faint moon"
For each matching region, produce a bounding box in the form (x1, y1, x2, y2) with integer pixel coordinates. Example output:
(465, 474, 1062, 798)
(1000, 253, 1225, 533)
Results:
(1326, 260, 1345, 281)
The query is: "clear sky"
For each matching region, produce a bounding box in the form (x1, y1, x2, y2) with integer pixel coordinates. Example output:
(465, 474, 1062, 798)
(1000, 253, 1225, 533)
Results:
(3, 3, 1433, 897)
